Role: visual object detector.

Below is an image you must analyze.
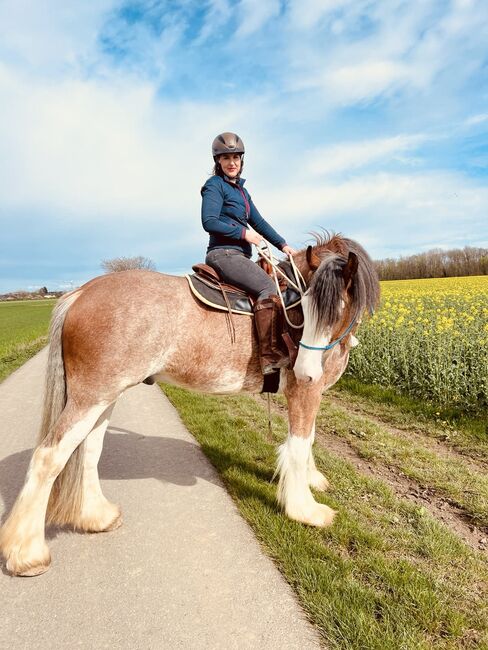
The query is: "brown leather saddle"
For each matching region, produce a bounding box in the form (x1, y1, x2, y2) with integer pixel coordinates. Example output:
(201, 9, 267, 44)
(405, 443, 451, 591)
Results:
(186, 262, 302, 315)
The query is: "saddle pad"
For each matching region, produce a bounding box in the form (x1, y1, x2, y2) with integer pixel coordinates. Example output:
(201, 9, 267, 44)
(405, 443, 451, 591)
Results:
(186, 274, 302, 315)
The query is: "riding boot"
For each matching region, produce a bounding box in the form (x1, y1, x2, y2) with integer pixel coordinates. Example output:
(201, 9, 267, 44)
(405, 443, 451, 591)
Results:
(253, 295, 289, 375)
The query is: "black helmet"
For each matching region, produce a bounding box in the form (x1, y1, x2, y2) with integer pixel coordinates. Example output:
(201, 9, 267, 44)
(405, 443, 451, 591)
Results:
(212, 132, 245, 158)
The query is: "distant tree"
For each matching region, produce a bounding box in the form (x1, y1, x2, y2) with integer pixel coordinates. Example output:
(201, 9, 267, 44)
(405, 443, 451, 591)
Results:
(101, 256, 156, 274)
(374, 246, 488, 280)
(39, 286, 48, 296)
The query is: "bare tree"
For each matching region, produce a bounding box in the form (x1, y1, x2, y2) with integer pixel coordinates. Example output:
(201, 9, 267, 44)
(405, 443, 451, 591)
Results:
(375, 246, 488, 280)
(101, 256, 156, 274)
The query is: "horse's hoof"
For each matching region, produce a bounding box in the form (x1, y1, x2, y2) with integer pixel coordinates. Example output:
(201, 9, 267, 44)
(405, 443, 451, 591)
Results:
(104, 513, 123, 532)
(308, 469, 330, 491)
(287, 502, 336, 528)
(17, 561, 51, 577)
(4, 544, 52, 577)
(78, 503, 122, 533)
(306, 503, 336, 527)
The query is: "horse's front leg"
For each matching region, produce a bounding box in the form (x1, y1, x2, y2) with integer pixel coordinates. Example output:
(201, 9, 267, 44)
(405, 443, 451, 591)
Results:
(277, 378, 335, 527)
(307, 426, 330, 492)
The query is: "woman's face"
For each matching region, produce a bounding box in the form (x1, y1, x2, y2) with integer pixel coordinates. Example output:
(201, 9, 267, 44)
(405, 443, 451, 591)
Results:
(218, 153, 242, 179)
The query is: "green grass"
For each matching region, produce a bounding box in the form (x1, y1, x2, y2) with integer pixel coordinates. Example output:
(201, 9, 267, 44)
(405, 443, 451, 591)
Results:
(333, 376, 488, 459)
(162, 385, 488, 649)
(0, 300, 55, 381)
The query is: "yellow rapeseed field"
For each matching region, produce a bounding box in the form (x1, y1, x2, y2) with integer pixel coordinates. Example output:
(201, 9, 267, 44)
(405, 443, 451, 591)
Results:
(347, 276, 488, 412)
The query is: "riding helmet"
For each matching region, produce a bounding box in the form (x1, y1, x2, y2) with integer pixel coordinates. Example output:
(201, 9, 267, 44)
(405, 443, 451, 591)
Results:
(212, 132, 245, 159)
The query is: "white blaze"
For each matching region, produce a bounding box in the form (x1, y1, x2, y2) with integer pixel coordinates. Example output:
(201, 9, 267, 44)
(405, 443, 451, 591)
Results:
(294, 292, 331, 383)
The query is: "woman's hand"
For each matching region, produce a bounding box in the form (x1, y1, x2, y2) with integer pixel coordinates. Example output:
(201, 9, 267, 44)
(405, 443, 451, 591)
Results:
(282, 245, 297, 257)
(244, 229, 264, 247)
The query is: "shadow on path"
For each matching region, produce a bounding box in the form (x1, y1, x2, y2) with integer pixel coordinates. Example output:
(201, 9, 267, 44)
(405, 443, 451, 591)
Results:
(0, 429, 221, 523)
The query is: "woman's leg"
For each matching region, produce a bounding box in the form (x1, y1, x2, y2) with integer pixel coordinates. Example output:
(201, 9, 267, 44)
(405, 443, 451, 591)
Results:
(205, 249, 288, 373)
(205, 249, 276, 299)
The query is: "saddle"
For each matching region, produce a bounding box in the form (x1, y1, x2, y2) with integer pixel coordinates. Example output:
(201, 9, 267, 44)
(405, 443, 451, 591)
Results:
(142, 261, 303, 391)
(186, 262, 302, 315)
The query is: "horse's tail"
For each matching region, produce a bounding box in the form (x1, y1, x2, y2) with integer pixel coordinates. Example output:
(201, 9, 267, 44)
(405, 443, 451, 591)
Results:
(39, 289, 85, 526)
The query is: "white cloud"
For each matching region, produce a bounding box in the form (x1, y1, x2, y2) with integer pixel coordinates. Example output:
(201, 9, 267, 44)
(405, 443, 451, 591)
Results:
(252, 171, 488, 257)
(304, 134, 427, 175)
(464, 113, 488, 127)
(287, 0, 349, 30)
(0, 0, 116, 71)
(324, 60, 411, 104)
(0, 62, 277, 221)
(235, 0, 281, 38)
(284, 0, 488, 106)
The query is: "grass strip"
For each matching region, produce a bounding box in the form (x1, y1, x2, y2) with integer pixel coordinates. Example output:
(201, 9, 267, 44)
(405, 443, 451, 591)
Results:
(335, 376, 488, 459)
(0, 299, 55, 382)
(162, 384, 488, 649)
(0, 336, 48, 381)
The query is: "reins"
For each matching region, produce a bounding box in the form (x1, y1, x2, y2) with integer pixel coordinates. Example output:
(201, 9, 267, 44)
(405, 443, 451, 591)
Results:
(256, 240, 356, 352)
(256, 241, 306, 329)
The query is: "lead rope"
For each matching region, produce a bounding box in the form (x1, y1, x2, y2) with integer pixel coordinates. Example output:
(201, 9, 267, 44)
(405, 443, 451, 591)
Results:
(256, 241, 306, 329)
(267, 393, 272, 439)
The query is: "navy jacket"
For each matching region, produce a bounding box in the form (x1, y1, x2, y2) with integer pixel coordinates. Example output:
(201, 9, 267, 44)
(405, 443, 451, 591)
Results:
(201, 175, 286, 257)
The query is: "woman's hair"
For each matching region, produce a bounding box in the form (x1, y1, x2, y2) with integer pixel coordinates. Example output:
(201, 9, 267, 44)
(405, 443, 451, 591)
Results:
(213, 154, 244, 178)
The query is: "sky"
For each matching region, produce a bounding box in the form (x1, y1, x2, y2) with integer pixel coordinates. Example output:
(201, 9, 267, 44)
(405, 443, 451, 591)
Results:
(0, 0, 487, 292)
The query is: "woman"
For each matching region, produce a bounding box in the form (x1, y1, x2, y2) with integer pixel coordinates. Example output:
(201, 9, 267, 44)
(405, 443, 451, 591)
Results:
(201, 132, 297, 374)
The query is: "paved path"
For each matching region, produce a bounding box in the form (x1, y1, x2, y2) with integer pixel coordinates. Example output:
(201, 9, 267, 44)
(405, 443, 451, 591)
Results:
(0, 350, 321, 649)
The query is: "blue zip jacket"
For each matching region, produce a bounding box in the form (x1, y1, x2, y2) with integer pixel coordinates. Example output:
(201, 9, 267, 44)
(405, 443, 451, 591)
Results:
(201, 175, 287, 257)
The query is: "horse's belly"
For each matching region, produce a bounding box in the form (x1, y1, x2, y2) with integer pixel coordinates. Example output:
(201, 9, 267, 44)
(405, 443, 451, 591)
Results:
(155, 367, 262, 395)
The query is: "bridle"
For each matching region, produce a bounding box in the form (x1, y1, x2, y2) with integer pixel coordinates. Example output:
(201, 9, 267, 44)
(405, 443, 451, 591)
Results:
(256, 241, 356, 352)
(298, 318, 356, 351)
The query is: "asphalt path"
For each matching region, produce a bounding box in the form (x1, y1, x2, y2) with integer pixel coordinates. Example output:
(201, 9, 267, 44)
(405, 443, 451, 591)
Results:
(0, 349, 320, 649)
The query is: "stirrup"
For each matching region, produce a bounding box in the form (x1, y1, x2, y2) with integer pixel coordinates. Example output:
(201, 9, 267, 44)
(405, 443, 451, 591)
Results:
(261, 357, 289, 375)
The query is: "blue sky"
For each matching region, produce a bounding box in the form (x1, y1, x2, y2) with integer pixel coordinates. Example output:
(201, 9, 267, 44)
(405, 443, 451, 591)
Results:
(0, 0, 487, 292)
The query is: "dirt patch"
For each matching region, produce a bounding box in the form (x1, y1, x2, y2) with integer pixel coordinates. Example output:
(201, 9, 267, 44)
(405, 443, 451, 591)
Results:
(314, 427, 488, 554)
(256, 394, 488, 555)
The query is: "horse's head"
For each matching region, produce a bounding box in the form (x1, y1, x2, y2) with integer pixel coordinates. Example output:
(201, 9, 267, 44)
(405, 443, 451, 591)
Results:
(293, 235, 379, 384)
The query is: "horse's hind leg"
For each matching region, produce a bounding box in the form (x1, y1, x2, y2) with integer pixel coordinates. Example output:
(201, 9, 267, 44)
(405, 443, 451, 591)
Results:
(76, 405, 122, 533)
(0, 401, 108, 576)
(277, 382, 335, 527)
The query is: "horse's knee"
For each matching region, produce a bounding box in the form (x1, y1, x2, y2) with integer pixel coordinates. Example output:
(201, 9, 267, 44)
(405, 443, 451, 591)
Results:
(31, 447, 67, 481)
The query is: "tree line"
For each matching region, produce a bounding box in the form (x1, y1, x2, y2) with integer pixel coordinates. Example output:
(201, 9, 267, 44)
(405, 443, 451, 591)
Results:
(99, 247, 488, 282)
(374, 246, 488, 281)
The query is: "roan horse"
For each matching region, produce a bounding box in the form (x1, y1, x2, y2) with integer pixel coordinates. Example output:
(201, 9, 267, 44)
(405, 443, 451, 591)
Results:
(0, 234, 379, 576)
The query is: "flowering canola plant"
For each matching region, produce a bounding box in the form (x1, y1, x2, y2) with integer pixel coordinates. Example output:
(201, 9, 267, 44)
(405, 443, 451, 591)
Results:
(347, 276, 488, 412)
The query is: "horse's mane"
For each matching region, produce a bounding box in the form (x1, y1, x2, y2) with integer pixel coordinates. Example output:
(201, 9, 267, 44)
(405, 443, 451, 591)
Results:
(307, 232, 380, 334)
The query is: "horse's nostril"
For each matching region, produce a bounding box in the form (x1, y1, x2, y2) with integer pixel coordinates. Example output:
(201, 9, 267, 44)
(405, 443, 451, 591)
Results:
(296, 374, 313, 384)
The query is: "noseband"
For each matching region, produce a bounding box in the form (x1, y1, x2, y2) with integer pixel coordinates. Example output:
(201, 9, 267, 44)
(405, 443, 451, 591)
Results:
(298, 318, 356, 351)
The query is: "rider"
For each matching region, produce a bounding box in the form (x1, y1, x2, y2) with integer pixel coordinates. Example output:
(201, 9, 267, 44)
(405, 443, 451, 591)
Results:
(201, 132, 297, 374)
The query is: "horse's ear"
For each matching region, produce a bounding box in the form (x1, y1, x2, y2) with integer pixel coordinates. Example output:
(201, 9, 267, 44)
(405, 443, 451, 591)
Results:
(306, 246, 321, 271)
(343, 252, 358, 288)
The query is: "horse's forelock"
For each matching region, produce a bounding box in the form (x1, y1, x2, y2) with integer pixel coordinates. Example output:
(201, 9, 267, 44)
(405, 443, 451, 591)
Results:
(307, 234, 380, 333)
(308, 252, 346, 334)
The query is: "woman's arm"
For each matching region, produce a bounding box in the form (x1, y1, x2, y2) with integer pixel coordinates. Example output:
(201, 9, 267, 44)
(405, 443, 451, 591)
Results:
(201, 180, 245, 239)
(247, 197, 287, 250)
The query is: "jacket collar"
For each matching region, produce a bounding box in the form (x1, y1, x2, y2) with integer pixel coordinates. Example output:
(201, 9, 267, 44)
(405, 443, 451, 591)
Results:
(223, 175, 246, 187)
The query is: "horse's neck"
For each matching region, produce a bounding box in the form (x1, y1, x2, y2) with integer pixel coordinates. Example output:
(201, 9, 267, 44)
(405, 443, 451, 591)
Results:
(284, 253, 310, 286)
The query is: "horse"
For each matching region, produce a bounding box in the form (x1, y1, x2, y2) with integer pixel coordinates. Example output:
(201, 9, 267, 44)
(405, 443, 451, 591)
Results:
(0, 233, 379, 576)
